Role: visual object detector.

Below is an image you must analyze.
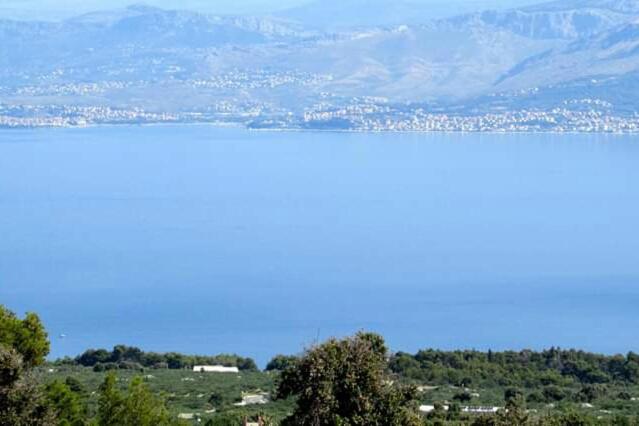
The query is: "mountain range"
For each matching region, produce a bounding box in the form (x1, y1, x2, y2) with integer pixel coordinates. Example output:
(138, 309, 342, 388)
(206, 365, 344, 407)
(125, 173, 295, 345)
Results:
(1, 0, 639, 122)
(275, 0, 543, 29)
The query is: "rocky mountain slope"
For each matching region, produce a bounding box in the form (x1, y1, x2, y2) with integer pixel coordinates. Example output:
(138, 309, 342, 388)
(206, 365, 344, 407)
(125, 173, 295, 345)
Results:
(0, 0, 638, 116)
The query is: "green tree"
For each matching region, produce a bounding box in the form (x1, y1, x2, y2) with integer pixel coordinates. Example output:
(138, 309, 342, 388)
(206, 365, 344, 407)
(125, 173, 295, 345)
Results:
(45, 380, 85, 426)
(208, 391, 225, 407)
(122, 377, 172, 425)
(64, 377, 85, 394)
(76, 349, 111, 367)
(575, 384, 608, 402)
(0, 345, 54, 426)
(542, 411, 596, 426)
(236, 357, 258, 372)
(504, 388, 524, 404)
(277, 332, 421, 426)
(0, 305, 54, 425)
(96, 373, 124, 426)
(499, 390, 528, 425)
(97, 373, 174, 426)
(542, 385, 567, 402)
(0, 305, 50, 367)
(265, 354, 297, 371)
(453, 391, 473, 402)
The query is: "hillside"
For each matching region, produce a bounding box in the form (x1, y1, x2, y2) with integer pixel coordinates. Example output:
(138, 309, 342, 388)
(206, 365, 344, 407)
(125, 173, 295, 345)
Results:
(1, 0, 639, 129)
(495, 20, 639, 90)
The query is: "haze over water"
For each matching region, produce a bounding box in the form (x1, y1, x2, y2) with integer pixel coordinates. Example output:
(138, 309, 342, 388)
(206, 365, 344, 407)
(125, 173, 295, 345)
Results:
(1, 126, 638, 365)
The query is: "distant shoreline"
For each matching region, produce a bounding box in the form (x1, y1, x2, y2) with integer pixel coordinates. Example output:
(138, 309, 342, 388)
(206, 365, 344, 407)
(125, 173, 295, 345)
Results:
(1, 121, 638, 136)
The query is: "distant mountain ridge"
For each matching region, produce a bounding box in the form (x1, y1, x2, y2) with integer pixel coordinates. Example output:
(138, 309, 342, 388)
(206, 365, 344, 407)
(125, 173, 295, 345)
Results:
(0, 0, 638, 124)
(495, 20, 639, 90)
(276, 0, 545, 28)
(524, 0, 639, 13)
(444, 0, 639, 39)
(69, 5, 311, 38)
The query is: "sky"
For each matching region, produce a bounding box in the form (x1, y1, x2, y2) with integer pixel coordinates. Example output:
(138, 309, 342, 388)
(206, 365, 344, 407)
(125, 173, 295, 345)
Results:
(0, 0, 541, 20)
(4, 0, 299, 18)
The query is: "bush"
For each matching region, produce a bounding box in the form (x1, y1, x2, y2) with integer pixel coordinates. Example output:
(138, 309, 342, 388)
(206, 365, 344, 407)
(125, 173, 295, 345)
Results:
(543, 385, 568, 402)
(453, 391, 473, 402)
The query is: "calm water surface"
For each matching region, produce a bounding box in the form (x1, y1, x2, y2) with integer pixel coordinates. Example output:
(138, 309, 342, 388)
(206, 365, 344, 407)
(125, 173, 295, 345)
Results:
(1, 126, 638, 365)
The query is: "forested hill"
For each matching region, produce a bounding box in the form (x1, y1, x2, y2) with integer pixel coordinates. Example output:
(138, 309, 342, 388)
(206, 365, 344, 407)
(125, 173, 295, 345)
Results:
(390, 348, 639, 386)
(70, 345, 258, 371)
(63, 344, 639, 388)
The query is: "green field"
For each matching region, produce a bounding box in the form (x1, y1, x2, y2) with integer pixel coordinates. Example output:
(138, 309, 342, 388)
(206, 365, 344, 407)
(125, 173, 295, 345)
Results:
(34, 364, 639, 424)
(35, 365, 293, 423)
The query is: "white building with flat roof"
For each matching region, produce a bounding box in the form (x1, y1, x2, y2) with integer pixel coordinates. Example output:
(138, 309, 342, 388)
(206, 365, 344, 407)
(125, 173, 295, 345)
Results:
(193, 365, 239, 373)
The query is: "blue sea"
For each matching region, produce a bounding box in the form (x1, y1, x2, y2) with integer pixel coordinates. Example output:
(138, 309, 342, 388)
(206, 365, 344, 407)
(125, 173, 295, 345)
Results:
(1, 125, 638, 366)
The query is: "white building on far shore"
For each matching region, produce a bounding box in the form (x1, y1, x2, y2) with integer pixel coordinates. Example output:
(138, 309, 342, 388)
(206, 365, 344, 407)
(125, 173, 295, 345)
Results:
(193, 365, 239, 373)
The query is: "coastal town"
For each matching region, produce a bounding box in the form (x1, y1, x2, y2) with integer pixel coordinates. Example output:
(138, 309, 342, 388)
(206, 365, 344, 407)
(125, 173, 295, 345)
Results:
(3, 97, 639, 133)
(297, 102, 639, 133)
(2, 63, 636, 133)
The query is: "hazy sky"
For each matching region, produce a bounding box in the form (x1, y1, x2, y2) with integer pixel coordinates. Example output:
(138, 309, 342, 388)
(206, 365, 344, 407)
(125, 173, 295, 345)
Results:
(0, 0, 541, 20)
(4, 0, 298, 18)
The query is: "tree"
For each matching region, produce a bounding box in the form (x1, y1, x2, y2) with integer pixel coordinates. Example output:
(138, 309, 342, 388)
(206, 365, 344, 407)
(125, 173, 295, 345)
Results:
(97, 373, 174, 426)
(500, 389, 528, 425)
(122, 377, 172, 425)
(453, 391, 473, 402)
(236, 357, 258, 372)
(277, 332, 421, 426)
(97, 373, 124, 426)
(165, 353, 186, 370)
(542, 385, 567, 402)
(575, 384, 608, 402)
(388, 353, 423, 380)
(265, 354, 297, 372)
(0, 345, 54, 426)
(111, 345, 144, 364)
(64, 377, 85, 394)
(542, 411, 596, 426)
(208, 391, 224, 407)
(0, 305, 54, 425)
(76, 349, 111, 367)
(0, 305, 50, 367)
(45, 380, 85, 426)
(504, 387, 524, 404)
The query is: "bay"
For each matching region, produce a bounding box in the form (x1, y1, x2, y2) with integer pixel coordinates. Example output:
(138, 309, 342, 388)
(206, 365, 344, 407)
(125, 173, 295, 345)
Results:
(1, 125, 638, 365)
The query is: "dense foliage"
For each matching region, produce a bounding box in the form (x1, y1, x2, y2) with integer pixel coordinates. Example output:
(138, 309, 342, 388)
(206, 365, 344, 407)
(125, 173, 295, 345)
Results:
(265, 355, 298, 372)
(70, 345, 258, 372)
(0, 307, 54, 426)
(0, 305, 50, 367)
(45, 380, 86, 426)
(277, 332, 422, 425)
(389, 348, 639, 387)
(96, 373, 176, 426)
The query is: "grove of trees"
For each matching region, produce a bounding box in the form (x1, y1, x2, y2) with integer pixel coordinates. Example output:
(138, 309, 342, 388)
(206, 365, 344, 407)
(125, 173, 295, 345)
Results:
(69, 346, 258, 372)
(389, 348, 639, 387)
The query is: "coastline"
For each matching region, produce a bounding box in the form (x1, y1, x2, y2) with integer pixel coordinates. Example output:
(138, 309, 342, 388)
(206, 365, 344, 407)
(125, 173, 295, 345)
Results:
(1, 120, 638, 136)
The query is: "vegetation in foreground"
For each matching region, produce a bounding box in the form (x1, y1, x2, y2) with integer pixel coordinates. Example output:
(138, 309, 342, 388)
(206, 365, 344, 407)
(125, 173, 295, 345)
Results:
(3, 304, 639, 425)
